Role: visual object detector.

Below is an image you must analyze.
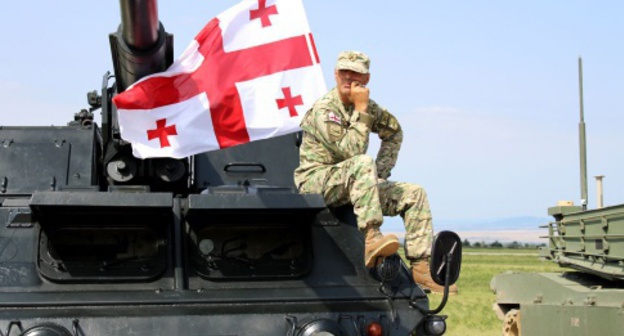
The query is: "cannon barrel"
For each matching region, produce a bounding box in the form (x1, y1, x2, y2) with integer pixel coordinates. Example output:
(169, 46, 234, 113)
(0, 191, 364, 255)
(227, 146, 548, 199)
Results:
(110, 0, 173, 92)
(119, 0, 159, 50)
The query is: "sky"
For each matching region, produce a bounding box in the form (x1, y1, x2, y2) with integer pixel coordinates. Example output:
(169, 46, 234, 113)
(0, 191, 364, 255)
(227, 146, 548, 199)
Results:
(1, 1, 623, 226)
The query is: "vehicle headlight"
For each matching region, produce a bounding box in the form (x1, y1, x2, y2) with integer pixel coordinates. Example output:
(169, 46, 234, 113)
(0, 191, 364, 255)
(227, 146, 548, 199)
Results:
(298, 319, 344, 336)
(425, 315, 447, 336)
(21, 323, 72, 336)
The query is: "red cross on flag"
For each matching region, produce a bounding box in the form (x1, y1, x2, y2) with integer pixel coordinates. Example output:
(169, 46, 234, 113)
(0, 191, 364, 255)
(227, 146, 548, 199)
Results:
(113, 0, 326, 159)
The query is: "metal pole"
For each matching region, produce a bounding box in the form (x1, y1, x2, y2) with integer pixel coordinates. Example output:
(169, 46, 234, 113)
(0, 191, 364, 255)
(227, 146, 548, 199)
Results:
(578, 57, 588, 210)
(595, 175, 605, 208)
(173, 197, 186, 290)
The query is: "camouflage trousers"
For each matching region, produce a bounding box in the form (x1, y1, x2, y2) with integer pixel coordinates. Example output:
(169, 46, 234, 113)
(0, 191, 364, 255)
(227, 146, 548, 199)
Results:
(298, 154, 432, 261)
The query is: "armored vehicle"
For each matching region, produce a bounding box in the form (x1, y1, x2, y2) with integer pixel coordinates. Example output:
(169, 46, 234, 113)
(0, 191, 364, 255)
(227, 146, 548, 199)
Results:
(0, 1, 460, 335)
(491, 59, 624, 335)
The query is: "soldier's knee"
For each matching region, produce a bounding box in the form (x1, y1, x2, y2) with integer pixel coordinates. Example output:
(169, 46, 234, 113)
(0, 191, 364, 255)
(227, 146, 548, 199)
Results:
(400, 183, 430, 210)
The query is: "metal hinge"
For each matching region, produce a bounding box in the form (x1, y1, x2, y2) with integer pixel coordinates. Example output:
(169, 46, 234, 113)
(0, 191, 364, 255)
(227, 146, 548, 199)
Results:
(6, 208, 33, 228)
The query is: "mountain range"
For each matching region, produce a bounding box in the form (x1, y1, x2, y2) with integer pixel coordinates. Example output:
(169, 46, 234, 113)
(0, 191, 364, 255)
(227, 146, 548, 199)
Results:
(436, 216, 551, 231)
(381, 216, 552, 244)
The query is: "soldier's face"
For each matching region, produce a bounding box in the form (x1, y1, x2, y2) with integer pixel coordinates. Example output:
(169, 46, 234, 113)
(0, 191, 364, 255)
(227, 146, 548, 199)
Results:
(335, 69, 369, 102)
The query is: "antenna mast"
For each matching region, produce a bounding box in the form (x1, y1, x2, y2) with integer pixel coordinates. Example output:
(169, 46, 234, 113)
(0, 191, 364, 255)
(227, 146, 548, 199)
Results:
(578, 57, 588, 210)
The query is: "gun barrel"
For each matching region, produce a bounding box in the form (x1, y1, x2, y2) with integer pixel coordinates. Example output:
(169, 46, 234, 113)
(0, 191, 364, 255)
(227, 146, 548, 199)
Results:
(110, 0, 173, 92)
(119, 0, 159, 50)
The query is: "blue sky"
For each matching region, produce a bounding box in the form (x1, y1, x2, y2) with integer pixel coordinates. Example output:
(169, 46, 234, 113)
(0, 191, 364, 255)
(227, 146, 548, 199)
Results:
(1, 1, 623, 227)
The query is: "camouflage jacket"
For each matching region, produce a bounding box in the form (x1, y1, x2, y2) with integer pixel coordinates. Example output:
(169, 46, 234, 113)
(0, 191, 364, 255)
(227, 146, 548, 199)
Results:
(294, 87, 403, 187)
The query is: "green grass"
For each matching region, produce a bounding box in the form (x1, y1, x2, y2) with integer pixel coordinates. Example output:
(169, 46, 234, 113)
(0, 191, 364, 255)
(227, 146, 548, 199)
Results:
(402, 247, 562, 336)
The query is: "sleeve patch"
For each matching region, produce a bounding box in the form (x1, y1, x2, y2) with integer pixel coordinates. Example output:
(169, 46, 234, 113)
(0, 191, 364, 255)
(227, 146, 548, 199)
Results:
(327, 111, 342, 125)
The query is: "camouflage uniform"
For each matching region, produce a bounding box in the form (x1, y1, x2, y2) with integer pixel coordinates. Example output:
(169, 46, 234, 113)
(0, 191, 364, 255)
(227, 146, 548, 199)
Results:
(294, 86, 432, 261)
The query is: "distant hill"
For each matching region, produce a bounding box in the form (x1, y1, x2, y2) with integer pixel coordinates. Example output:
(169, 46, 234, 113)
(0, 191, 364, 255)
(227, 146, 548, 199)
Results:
(381, 216, 551, 244)
(380, 216, 550, 232)
(436, 216, 550, 232)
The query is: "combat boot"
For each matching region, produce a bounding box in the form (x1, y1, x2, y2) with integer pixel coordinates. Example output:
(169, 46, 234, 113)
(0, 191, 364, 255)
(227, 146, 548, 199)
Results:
(412, 259, 458, 295)
(364, 226, 400, 268)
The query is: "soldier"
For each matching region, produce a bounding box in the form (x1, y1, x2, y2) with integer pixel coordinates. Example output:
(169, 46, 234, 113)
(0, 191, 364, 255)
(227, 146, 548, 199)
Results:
(294, 51, 458, 295)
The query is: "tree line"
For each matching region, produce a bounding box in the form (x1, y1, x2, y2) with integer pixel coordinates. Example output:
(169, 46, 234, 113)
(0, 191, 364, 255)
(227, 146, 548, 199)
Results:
(462, 239, 546, 249)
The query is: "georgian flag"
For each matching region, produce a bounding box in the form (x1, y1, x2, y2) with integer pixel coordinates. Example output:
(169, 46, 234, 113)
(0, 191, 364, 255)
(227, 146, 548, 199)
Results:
(113, 0, 326, 159)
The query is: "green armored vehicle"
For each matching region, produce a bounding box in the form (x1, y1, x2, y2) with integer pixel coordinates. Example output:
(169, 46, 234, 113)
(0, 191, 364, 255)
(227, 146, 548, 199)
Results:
(491, 59, 624, 335)
(0, 1, 460, 335)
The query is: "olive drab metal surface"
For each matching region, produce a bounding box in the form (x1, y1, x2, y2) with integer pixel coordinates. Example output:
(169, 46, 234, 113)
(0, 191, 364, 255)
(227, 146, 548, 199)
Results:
(0, 1, 458, 335)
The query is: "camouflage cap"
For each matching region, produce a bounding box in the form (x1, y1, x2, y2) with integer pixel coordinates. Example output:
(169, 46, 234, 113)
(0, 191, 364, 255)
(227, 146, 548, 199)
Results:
(335, 51, 370, 74)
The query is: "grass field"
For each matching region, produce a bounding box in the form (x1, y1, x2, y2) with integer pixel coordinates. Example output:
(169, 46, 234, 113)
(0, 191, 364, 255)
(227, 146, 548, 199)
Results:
(408, 247, 562, 336)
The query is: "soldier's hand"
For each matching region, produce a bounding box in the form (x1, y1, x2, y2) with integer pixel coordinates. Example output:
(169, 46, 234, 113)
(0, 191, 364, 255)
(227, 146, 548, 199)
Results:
(350, 81, 369, 112)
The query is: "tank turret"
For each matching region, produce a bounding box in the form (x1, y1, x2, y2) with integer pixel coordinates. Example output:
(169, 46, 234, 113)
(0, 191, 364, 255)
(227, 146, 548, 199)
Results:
(103, 0, 184, 193)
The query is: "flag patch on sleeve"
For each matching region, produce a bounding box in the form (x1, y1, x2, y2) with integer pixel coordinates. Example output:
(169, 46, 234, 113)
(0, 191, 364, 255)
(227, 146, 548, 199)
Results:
(327, 111, 342, 125)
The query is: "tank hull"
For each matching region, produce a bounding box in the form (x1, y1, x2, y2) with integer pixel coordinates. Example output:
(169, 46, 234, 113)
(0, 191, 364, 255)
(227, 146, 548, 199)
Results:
(0, 126, 435, 335)
(491, 271, 624, 335)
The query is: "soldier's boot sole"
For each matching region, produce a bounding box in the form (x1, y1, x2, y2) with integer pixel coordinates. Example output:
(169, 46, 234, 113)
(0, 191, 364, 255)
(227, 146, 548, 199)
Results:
(364, 238, 400, 268)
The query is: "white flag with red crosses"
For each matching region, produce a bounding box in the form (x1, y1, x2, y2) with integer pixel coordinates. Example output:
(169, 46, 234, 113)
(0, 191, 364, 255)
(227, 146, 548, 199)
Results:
(113, 0, 326, 159)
